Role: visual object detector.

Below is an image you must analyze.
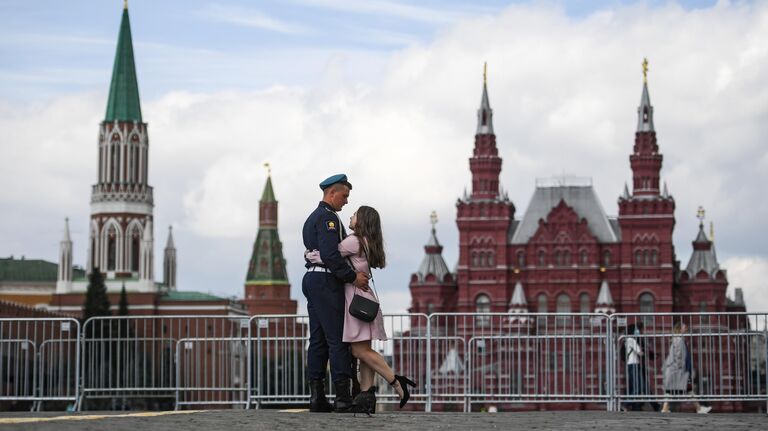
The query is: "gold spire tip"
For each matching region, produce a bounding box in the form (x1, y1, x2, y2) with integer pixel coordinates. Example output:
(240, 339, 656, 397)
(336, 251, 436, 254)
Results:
(642, 57, 649, 83)
(430, 211, 438, 227)
(696, 206, 705, 225)
(710, 221, 714, 241)
(483, 62, 487, 85)
(263, 162, 271, 176)
(124, 0, 128, 10)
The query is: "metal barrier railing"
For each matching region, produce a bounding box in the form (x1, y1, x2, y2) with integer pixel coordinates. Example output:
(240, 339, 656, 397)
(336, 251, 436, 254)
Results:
(80, 316, 249, 410)
(0, 318, 80, 410)
(610, 313, 768, 412)
(0, 313, 765, 412)
(428, 313, 612, 412)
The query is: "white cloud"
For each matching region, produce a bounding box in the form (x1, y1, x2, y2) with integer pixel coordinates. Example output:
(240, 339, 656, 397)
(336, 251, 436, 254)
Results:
(200, 4, 310, 34)
(723, 256, 768, 313)
(2, 1, 767, 313)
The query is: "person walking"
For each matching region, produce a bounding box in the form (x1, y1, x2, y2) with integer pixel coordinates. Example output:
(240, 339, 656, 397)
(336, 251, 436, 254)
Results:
(660, 321, 711, 414)
(623, 324, 643, 411)
(302, 174, 369, 413)
(306, 205, 416, 414)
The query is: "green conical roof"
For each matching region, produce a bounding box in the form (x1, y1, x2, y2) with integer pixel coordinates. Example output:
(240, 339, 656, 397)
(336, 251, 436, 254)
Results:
(261, 176, 276, 202)
(246, 230, 289, 283)
(105, 6, 142, 122)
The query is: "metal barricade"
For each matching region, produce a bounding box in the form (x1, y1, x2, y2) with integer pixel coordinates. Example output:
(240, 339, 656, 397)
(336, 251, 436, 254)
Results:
(80, 316, 248, 410)
(428, 313, 611, 412)
(0, 318, 80, 410)
(175, 337, 249, 409)
(247, 314, 429, 409)
(611, 313, 768, 412)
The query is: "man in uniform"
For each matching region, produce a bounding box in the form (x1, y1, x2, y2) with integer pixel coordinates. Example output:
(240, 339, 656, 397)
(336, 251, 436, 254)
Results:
(302, 174, 369, 412)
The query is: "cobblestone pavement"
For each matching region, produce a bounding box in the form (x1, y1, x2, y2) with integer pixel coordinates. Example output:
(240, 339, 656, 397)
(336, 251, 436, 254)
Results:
(0, 410, 765, 431)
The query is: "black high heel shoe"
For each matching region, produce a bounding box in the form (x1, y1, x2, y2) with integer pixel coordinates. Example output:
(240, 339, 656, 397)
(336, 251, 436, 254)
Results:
(389, 375, 416, 408)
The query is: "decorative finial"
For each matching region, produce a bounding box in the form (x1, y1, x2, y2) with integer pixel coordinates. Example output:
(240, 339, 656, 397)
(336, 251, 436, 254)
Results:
(483, 62, 487, 86)
(710, 221, 714, 241)
(124, 0, 128, 10)
(696, 206, 705, 226)
(642, 57, 649, 83)
(263, 162, 271, 177)
(430, 211, 438, 230)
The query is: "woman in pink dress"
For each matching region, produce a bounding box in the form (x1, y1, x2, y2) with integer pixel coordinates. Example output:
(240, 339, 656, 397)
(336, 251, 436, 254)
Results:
(306, 205, 415, 412)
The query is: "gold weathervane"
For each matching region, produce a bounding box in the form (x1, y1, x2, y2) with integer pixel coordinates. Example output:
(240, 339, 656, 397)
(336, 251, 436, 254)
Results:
(430, 211, 438, 228)
(642, 58, 649, 83)
(696, 206, 705, 224)
(264, 162, 271, 177)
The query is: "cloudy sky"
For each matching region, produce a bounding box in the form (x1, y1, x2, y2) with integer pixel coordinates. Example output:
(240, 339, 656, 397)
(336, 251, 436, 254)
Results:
(1, 0, 766, 314)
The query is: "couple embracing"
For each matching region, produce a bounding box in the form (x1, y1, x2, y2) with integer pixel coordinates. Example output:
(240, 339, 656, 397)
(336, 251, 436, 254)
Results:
(301, 174, 415, 414)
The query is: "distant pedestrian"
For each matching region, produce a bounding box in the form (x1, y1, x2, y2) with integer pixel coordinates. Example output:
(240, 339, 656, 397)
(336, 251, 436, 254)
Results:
(661, 321, 711, 414)
(623, 324, 643, 411)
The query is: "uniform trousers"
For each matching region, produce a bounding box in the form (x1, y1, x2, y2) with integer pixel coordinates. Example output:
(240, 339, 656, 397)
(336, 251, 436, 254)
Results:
(302, 271, 351, 383)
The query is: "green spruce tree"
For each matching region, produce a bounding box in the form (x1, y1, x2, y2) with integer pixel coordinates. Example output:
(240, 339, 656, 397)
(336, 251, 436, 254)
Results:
(83, 267, 111, 326)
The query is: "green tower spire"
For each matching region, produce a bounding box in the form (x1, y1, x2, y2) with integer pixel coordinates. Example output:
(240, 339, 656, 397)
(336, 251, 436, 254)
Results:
(105, 5, 142, 122)
(245, 175, 288, 283)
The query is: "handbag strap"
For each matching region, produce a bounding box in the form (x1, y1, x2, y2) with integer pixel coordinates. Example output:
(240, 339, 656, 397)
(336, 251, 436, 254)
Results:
(346, 239, 379, 301)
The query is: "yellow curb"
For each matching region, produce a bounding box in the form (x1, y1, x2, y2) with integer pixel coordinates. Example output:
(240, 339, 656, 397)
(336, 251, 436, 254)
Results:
(0, 410, 203, 425)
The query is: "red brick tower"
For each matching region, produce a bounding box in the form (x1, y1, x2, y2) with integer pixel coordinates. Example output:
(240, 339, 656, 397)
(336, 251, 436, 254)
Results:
(617, 59, 676, 312)
(243, 168, 297, 315)
(455, 65, 515, 312)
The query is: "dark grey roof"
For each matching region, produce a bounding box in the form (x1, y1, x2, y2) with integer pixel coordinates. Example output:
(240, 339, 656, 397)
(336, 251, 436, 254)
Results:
(476, 81, 494, 135)
(685, 224, 723, 279)
(415, 229, 452, 283)
(510, 183, 619, 244)
(637, 82, 655, 132)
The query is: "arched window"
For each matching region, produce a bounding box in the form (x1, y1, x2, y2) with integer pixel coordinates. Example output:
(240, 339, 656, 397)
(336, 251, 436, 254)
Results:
(580, 250, 588, 265)
(476, 294, 491, 326)
(563, 250, 571, 266)
(517, 251, 525, 267)
(106, 226, 117, 271)
(427, 302, 435, 315)
(556, 294, 571, 324)
(603, 250, 611, 266)
(130, 230, 140, 272)
(537, 293, 548, 328)
(639, 293, 655, 313)
(643, 250, 650, 266)
(651, 249, 658, 265)
(579, 293, 590, 313)
(554, 250, 561, 266)
(487, 252, 495, 267)
(471, 252, 478, 267)
(537, 294, 548, 313)
(635, 250, 643, 265)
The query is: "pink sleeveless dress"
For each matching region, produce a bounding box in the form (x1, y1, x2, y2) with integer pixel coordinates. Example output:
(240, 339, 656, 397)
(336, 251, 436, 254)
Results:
(338, 235, 388, 342)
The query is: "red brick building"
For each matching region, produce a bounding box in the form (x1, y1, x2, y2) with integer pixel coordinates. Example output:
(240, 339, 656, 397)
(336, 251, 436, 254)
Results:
(409, 65, 745, 318)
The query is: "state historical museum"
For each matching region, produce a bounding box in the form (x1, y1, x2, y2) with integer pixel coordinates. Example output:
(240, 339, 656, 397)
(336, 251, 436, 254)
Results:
(409, 63, 746, 316)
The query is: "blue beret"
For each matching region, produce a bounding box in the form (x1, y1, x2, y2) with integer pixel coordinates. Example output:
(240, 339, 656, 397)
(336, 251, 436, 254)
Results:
(319, 174, 352, 190)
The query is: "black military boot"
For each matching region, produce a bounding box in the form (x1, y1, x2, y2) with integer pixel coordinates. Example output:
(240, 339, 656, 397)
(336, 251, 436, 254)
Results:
(352, 386, 377, 416)
(309, 379, 333, 413)
(333, 379, 353, 413)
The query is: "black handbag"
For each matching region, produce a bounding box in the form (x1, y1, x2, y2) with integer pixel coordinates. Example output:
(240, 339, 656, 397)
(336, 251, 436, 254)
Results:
(347, 254, 379, 323)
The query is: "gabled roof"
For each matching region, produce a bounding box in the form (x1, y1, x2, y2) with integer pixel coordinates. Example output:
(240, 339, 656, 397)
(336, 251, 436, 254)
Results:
(510, 183, 618, 244)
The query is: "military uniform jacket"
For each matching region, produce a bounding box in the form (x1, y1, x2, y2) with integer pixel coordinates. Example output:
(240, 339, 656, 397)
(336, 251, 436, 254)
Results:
(303, 201, 356, 283)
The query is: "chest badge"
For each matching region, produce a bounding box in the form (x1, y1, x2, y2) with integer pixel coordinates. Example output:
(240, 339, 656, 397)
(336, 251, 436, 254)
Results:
(326, 221, 337, 231)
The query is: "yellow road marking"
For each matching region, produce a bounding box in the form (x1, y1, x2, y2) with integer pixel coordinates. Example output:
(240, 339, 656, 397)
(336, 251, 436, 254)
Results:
(0, 410, 202, 425)
(278, 408, 308, 413)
